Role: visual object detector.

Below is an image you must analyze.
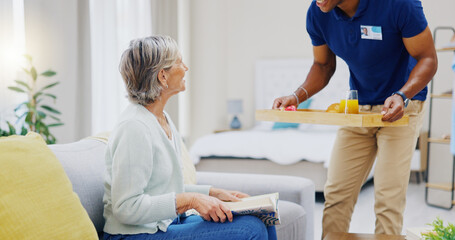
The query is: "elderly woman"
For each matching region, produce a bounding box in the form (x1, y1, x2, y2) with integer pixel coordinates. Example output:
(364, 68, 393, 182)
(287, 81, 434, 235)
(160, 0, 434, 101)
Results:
(102, 35, 277, 240)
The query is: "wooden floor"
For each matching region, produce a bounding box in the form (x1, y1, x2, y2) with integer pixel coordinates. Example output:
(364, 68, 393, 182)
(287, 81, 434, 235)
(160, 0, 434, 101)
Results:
(314, 181, 455, 240)
(323, 232, 405, 240)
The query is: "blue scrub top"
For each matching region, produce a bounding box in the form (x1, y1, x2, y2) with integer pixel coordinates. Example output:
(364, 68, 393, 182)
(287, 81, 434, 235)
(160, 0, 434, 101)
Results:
(306, 0, 428, 105)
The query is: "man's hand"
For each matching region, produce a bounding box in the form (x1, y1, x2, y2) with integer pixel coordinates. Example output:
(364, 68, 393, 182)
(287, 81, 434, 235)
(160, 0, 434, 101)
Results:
(381, 94, 405, 122)
(209, 187, 249, 202)
(272, 95, 297, 109)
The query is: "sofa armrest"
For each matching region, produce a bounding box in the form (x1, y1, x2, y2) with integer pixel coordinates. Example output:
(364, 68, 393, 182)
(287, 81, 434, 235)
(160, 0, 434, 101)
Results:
(196, 171, 315, 240)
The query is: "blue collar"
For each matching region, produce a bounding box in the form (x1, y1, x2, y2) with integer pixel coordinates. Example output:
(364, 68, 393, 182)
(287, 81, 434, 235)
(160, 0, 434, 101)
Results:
(332, 0, 368, 21)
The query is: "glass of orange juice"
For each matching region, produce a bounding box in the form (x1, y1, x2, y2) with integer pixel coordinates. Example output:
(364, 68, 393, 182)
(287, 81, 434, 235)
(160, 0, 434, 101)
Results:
(340, 90, 359, 114)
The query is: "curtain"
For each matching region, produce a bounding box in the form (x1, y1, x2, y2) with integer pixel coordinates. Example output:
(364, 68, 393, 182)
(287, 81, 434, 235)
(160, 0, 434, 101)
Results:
(89, 0, 152, 135)
(0, 0, 26, 128)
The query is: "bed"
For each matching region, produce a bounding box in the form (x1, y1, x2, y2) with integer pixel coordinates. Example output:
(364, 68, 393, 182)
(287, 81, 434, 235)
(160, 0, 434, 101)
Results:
(190, 58, 370, 192)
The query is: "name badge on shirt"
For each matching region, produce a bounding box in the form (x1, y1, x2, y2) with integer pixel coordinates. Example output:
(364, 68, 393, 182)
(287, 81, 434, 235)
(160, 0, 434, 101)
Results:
(360, 25, 382, 40)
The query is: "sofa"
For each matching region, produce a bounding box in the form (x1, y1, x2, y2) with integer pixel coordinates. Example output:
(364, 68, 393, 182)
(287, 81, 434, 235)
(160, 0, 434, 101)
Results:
(48, 138, 315, 240)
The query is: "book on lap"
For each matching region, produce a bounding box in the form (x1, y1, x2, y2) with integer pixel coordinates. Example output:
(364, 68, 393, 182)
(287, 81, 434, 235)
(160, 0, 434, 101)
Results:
(225, 192, 280, 226)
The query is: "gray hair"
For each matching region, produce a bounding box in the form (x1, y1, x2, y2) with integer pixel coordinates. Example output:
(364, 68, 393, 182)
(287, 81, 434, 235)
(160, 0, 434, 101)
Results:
(119, 35, 180, 105)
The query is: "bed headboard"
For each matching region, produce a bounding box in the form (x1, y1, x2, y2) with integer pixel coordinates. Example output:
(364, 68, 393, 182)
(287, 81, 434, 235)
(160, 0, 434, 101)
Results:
(254, 58, 350, 111)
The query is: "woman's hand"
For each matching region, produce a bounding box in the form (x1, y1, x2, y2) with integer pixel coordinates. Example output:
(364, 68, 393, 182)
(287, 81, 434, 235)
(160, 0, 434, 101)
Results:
(209, 187, 249, 202)
(272, 95, 296, 109)
(176, 193, 233, 223)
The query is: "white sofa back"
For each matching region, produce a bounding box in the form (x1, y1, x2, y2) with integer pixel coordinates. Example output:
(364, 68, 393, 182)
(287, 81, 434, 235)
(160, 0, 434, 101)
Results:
(49, 139, 107, 233)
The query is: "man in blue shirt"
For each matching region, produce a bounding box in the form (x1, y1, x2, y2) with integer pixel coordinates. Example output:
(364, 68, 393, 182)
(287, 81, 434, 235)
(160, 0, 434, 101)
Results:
(273, 0, 437, 238)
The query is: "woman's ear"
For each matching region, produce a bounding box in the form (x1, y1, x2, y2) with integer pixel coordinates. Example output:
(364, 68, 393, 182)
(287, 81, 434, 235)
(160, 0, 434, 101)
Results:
(157, 69, 168, 87)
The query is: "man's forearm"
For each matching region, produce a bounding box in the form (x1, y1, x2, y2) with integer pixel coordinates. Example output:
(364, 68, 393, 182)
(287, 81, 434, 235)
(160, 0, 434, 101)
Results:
(400, 56, 437, 99)
(295, 61, 336, 101)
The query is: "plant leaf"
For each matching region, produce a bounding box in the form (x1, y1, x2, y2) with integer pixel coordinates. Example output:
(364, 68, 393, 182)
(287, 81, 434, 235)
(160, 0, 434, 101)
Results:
(0, 129, 7, 136)
(41, 70, 56, 77)
(34, 92, 57, 102)
(48, 115, 61, 121)
(23, 54, 32, 63)
(20, 126, 28, 135)
(38, 122, 50, 137)
(36, 121, 42, 134)
(33, 92, 43, 100)
(6, 122, 16, 135)
(8, 86, 26, 93)
(14, 102, 28, 112)
(46, 134, 56, 144)
(41, 124, 49, 134)
(14, 80, 31, 91)
(25, 112, 33, 125)
(31, 67, 37, 81)
(41, 105, 61, 114)
(36, 110, 46, 119)
(28, 105, 36, 113)
(43, 93, 57, 100)
(16, 111, 28, 123)
(47, 123, 64, 128)
(39, 82, 59, 92)
(22, 67, 30, 75)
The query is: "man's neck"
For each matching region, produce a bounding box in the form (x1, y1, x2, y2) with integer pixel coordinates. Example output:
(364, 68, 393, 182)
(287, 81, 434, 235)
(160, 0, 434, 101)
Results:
(337, 0, 360, 18)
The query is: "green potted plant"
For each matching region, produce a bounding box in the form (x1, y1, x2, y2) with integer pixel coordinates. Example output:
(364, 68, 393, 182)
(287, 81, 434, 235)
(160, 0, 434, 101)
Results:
(2, 54, 63, 144)
(421, 217, 455, 240)
(0, 121, 27, 137)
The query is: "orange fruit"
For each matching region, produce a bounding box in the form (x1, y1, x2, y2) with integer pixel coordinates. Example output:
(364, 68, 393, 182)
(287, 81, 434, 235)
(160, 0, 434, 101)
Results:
(326, 103, 340, 113)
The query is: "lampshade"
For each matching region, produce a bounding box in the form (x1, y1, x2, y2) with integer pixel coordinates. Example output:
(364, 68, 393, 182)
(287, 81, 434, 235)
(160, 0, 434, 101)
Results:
(227, 99, 243, 115)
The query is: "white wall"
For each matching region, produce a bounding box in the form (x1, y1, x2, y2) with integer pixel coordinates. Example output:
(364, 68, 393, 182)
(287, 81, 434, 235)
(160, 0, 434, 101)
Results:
(189, 0, 311, 145)
(188, 0, 455, 146)
(24, 0, 91, 143)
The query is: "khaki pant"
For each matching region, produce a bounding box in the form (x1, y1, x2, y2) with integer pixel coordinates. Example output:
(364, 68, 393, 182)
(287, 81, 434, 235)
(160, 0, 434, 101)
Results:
(322, 100, 425, 239)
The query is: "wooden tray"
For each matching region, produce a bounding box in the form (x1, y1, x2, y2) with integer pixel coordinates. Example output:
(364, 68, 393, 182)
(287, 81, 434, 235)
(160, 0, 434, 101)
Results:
(436, 47, 455, 52)
(255, 109, 409, 127)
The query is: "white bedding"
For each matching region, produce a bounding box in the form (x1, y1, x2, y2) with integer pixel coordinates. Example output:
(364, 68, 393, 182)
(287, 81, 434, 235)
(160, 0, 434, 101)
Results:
(190, 128, 338, 167)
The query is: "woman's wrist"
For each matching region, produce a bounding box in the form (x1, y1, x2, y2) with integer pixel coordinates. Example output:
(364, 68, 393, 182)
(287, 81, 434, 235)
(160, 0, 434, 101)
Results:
(176, 193, 195, 214)
(209, 187, 218, 197)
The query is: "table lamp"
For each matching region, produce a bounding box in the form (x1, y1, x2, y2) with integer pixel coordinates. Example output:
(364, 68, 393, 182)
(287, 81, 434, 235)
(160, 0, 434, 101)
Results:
(227, 99, 243, 129)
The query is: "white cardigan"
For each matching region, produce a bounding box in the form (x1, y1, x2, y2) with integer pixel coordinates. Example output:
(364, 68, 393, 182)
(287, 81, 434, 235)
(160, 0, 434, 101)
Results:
(103, 103, 210, 235)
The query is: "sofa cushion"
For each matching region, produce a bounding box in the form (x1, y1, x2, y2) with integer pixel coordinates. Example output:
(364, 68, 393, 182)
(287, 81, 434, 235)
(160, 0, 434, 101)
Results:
(181, 138, 197, 184)
(276, 200, 306, 240)
(48, 138, 107, 233)
(0, 132, 98, 239)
